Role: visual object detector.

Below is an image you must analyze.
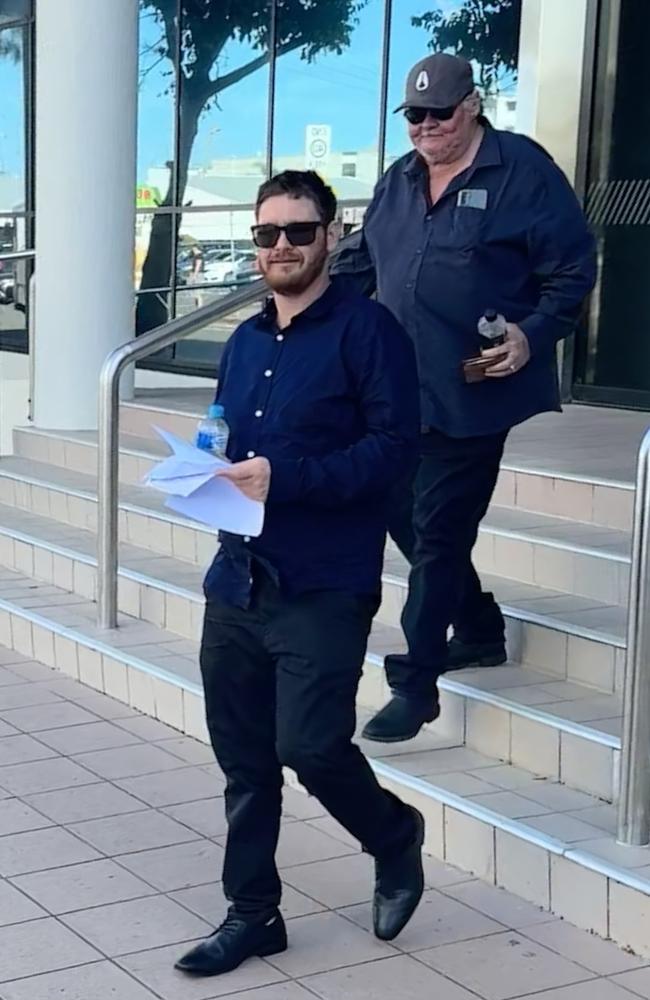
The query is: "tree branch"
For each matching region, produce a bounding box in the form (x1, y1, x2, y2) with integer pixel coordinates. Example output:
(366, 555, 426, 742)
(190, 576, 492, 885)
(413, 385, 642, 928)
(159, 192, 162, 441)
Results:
(210, 38, 303, 98)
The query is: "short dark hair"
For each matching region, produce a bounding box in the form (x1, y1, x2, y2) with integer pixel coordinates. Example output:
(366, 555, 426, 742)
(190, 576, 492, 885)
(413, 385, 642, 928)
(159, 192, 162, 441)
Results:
(256, 170, 337, 226)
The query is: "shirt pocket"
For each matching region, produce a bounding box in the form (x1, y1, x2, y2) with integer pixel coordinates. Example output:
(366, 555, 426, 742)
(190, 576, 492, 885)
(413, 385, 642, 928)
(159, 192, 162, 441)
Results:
(449, 205, 486, 252)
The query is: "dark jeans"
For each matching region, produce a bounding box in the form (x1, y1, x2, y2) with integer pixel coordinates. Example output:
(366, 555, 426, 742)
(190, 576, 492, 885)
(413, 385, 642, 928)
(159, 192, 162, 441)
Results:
(386, 428, 508, 699)
(200, 570, 417, 918)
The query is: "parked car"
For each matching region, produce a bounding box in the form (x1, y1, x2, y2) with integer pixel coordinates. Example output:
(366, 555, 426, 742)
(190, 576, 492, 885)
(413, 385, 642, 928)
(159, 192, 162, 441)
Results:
(203, 250, 257, 285)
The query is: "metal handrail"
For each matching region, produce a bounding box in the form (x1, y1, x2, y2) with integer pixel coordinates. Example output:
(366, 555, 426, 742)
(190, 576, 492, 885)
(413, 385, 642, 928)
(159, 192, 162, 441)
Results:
(97, 278, 267, 629)
(618, 428, 650, 845)
(0, 249, 35, 263)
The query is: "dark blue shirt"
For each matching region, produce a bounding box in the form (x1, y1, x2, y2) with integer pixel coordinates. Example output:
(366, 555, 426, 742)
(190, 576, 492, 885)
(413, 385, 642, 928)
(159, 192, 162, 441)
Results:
(204, 278, 420, 607)
(331, 125, 597, 438)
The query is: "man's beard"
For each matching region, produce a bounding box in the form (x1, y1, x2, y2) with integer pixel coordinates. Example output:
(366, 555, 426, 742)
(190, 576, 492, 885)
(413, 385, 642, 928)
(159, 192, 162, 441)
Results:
(260, 246, 328, 296)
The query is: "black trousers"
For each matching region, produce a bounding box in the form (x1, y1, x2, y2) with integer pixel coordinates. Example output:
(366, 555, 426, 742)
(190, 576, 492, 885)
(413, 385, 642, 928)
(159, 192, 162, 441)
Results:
(200, 570, 416, 917)
(386, 428, 508, 699)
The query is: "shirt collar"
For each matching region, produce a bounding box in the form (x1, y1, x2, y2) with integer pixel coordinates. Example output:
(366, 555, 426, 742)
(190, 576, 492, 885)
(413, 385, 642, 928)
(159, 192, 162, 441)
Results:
(259, 276, 348, 331)
(403, 121, 503, 181)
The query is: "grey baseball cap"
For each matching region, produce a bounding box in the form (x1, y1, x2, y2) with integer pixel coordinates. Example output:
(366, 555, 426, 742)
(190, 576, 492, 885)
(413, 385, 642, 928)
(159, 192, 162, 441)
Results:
(395, 53, 475, 112)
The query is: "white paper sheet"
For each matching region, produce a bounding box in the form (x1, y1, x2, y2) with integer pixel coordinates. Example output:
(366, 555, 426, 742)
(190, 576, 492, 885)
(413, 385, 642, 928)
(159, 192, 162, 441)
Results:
(144, 426, 265, 537)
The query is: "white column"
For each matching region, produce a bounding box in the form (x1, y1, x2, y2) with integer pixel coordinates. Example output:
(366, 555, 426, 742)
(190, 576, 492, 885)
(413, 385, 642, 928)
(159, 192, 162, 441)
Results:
(516, 0, 592, 183)
(33, 0, 138, 429)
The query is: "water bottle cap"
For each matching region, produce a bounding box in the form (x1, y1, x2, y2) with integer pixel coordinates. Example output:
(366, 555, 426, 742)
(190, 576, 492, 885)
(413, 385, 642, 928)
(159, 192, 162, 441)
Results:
(208, 403, 224, 419)
(484, 308, 498, 321)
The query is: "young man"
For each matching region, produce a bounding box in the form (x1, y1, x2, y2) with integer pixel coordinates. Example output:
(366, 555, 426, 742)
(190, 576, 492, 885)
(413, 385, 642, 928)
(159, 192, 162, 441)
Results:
(175, 170, 424, 978)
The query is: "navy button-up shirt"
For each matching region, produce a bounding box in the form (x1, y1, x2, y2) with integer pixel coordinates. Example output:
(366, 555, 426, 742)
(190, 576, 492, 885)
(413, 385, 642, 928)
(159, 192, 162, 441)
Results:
(204, 278, 420, 607)
(331, 125, 596, 438)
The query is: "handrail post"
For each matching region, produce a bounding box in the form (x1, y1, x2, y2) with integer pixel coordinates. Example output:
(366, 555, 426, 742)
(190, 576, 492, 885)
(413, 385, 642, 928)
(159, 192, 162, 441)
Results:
(97, 350, 123, 630)
(618, 428, 650, 845)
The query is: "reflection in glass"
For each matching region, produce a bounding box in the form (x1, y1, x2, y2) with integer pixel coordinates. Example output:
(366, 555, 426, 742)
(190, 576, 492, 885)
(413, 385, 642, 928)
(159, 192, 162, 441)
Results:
(174, 290, 263, 372)
(0, 25, 26, 211)
(384, 0, 521, 166)
(135, 210, 174, 294)
(0, 214, 26, 350)
(0, 0, 30, 26)
(176, 208, 258, 289)
(273, 0, 383, 198)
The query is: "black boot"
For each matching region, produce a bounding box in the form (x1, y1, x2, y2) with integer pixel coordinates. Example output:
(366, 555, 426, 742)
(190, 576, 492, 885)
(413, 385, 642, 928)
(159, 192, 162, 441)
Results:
(362, 695, 440, 743)
(175, 909, 287, 977)
(374, 806, 425, 940)
(446, 592, 506, 671)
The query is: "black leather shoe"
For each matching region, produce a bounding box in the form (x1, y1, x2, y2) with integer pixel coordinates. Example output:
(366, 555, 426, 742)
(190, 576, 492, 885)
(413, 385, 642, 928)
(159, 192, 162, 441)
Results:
(362, 695, 440, 743)
(175, 909, 287, 977)
(374, 806, 425, 940)
(445, 636, 507, 671)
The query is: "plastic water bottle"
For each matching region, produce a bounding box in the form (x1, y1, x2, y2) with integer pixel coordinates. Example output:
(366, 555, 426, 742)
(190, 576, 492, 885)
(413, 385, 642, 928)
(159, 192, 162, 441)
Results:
(195, 403, 229, 459)
(478, 309, 507, 350)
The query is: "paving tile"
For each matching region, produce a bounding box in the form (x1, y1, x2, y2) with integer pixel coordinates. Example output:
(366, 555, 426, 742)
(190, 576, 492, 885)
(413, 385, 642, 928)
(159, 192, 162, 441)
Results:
(161, 797, 228, 839)
(34, 721, 143, 754)
(115, 839, 224, 891)
(0, 734, 57, 765)
(116, 765, 223, 806)
(0, 879, 47, 926)
(0, 960, 161, 999)
(72, 743, 185, 779)
(443, 880, 555, 928)
(159, 736, 216, 765)
(0, 797, 54, 836)
(69, 808, 200, 855)
(520, 982, 642, 1000)
(522, 921, 647, 975)
(65, 691, 139, 720)
(611, 968, 650, 997)
(114, 714, 182, 741)
(282, 853, 375, 909)
(281, 787, 328, 821)
(418, 930, 595, 1000)
(117, 942, 287, 1000)
(0, 916, 101, 982)
(343, 888, 504, 952)
(302, 953, 477, 1000)
(469, 790, 552, 820)
(305, 815, 358, 849)
(0, 684, 62, 710)
(24, 781, 148, 824)
(0, 701, 102, 732)
(170, 881, 324, 924)
(275, 821, 356, 868)
(202, 987, 314, 1000)
(264, 911, 396, 977)
(0, 757, 100, 796)
(0, 826, 101, 876)
(61, 895, 212, 957)
(0, 719, 18, 737)
(12, 858, 158, 914)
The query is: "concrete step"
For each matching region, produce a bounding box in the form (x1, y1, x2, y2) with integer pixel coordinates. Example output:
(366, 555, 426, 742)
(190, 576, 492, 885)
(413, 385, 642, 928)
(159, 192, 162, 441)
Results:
(120, 391, 209, 442)
(0, 578, 646, 956)
(14, 426, 164, 487)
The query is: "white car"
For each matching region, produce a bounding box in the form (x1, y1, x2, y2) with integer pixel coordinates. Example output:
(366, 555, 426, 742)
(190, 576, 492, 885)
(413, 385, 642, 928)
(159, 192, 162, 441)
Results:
(203, 251, 257, 285)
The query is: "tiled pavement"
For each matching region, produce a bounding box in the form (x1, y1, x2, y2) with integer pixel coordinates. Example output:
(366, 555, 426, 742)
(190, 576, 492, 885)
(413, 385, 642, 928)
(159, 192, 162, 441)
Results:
(1, 648, 650, 1000)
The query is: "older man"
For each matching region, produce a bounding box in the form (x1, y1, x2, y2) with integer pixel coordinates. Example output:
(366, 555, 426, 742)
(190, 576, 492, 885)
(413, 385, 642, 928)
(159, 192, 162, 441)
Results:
(333, 53, 596, 743)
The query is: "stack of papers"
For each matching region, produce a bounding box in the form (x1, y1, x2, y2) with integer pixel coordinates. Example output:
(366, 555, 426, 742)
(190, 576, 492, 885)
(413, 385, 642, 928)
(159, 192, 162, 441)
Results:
(144, 427, 264, 537)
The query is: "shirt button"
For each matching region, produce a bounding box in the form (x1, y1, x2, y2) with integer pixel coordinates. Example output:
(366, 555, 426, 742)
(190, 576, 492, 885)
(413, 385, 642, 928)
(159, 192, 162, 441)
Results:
(416, 249, 423, 255)
(247, 450, 256, 458)
(264, 369, 272, 378)
(276, 333, 284, 342)
(255, 409, 263, 418)
(244, 536, 251, 543)
(406, 282, 414, 289)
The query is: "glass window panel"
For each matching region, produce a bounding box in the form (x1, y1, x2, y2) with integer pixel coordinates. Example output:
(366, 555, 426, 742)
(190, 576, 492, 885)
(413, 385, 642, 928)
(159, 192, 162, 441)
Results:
(384, 1, 522, 168)
(174, 289, 264, 372)
(272, 0, 383, 200)
(176, 207, 258, 287)
(138, 3, 177, 200)
(0, 0, 30, 26)
(0, 25, 27, 211)
(136, 210, 175, 334)
(0, 214, 27, 350)
(181, 1, 271, 208)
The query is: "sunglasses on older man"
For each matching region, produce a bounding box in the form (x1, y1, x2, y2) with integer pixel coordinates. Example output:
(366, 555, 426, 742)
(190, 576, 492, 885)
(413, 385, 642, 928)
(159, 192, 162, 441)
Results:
(251, 222, 324, 248)
(403, 105, 458, 125)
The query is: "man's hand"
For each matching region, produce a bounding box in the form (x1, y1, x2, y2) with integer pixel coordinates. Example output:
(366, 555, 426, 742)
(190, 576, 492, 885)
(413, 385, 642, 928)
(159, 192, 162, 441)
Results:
(218, 457, 271, 502)
(482, 323, 531, 378)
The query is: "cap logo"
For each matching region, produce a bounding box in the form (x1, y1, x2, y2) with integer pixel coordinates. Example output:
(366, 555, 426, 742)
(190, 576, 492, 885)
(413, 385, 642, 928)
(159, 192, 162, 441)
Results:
(415, 70, 429, 92)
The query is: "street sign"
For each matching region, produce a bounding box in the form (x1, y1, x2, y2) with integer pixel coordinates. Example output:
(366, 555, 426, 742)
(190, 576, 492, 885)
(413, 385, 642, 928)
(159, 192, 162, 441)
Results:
(305, 125, 331, 172)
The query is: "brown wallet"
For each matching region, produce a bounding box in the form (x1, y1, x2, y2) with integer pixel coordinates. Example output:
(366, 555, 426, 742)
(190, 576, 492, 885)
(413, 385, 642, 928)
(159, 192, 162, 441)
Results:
(461, 355, 494, 384)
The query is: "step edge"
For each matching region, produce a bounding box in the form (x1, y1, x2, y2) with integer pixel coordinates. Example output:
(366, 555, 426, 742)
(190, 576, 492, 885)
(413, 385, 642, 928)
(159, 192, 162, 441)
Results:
(15, 425, 158, 463)
(482, 523, 629, 564)
(365, 650, 621, 750)
(501, 461, 635, 492)
(382, 571, 626, 649)
(123, 400, 204, 420)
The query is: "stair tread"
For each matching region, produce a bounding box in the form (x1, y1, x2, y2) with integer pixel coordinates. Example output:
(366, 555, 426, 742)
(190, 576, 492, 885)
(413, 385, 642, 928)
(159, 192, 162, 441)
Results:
(384, 549, 626, 645)
(128, 387, 212, 418)
(17, 425, 168, 460)
(484, 504, 630, 558)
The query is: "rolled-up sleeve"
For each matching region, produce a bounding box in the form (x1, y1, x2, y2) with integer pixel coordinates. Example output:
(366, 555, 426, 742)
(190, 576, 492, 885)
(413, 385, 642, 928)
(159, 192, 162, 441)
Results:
(268, 307, 419, 507)
(519, 166, 597, 353)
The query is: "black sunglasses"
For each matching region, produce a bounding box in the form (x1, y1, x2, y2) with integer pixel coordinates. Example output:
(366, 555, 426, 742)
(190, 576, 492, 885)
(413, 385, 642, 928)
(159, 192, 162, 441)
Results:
(404, 105, 458, 125)
(251, 222, 324, 249)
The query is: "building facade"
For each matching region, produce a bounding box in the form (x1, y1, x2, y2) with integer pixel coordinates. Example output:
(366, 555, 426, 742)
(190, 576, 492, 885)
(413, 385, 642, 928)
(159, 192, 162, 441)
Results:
(0, 0, 648, 409)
